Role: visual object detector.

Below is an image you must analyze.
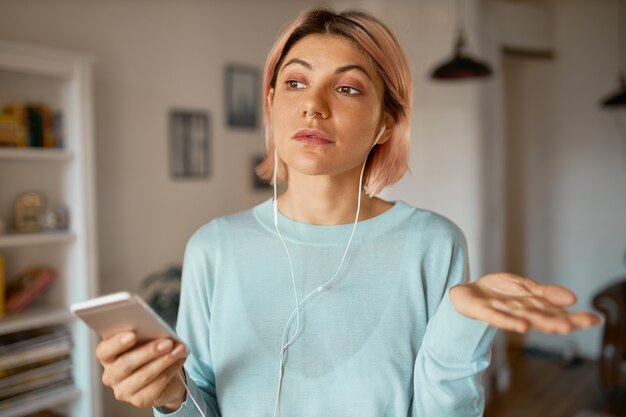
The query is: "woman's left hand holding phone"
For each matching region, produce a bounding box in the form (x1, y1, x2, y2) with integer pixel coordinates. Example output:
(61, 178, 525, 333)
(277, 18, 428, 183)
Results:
(96, 331, 189, 411)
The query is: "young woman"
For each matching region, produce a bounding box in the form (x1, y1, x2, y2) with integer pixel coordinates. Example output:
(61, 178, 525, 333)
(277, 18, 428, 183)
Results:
(95, 8, 600, 417)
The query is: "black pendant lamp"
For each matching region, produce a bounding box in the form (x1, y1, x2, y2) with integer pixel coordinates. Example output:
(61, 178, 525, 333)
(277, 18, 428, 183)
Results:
(431, 0, 493, 80)
(601, 0, 626, 108)
(601, 76, 626, 107)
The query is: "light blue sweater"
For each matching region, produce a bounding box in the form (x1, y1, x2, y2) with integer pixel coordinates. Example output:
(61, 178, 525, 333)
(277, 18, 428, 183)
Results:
(154, 198, 497, 417)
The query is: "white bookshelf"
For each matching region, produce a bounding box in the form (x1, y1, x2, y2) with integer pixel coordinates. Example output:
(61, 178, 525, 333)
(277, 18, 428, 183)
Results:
(0, 40, 100, 417)
(0, 386, 81, 417)
(0, 306, 73, 335)
(0, 148, 74, 162)
(0, 232, 76, 248)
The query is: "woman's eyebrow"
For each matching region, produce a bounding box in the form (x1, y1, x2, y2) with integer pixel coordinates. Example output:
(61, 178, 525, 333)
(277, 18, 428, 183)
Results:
(280, 58, 311, 72)
(280, 59, 372, 80)
(335, 64, 372, 80)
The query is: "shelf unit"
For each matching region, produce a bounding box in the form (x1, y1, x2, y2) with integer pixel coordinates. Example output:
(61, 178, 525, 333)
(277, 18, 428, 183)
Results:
(0, 40, 100, 417)
(0, 306, 73, 335)
(0, 386, 81, 417)
(0, 148, 74, 162)
(0, 232, 76, 248)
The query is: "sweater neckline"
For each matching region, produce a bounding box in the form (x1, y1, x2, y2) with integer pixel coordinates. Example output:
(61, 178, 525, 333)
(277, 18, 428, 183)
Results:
(253, 197, 414, 245)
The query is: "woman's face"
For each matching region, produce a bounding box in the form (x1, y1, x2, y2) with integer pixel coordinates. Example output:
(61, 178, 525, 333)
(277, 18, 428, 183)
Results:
(268, 34, 389, 179)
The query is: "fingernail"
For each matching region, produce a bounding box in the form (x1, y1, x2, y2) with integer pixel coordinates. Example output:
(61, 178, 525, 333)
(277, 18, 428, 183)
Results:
(171, 344, 188, 357)
(157, 340, 173, 352)
(120, 334, 135, 345)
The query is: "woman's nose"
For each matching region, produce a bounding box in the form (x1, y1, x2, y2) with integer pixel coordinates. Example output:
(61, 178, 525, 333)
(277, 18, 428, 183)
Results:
(301, 86, 330, 120)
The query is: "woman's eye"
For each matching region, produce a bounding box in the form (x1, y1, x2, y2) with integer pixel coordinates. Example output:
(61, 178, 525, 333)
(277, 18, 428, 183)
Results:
(286, 80, 305, 89)
(337, 86, 361, 96)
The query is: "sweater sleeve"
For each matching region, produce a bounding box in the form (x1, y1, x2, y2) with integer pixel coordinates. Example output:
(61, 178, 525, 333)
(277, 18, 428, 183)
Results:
(154, 227, 221, 417)
(413, 229, 498, 417)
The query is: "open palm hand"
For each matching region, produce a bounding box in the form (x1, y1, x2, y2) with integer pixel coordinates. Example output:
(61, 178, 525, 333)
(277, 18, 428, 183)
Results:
(449, 273, 602, 334)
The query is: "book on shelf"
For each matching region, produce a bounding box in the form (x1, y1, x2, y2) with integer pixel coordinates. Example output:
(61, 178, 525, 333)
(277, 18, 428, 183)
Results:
(0, 357, 71, 391)
(0, 103, 60, 149)
(0, 326, 72, 370)
(0, 354, 69, 379)
(0, 377, 74, 411)
(5, 268, 56, 313)
(0, 254, 4, 319)
(23, 411, 67, 417)
(0, 325, 75, 413)
(22, 412, 66, 417)
(0, 365, 72, 399)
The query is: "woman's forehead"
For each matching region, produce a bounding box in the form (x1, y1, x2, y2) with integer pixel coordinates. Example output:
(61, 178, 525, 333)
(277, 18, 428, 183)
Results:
(281, 34, 377, 75)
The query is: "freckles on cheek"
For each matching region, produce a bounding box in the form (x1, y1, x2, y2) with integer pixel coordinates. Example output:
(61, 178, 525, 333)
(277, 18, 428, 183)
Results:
(272, 101, 298, 142)
(274, 99, 299, 121)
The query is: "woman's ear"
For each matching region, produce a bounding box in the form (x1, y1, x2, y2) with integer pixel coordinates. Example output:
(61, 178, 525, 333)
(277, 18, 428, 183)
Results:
(377, 113, 394, 145)
(266, 87, 275, 118)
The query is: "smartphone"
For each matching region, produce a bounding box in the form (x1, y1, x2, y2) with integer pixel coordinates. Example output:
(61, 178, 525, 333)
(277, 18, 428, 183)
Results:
(70, 292, 188, 350)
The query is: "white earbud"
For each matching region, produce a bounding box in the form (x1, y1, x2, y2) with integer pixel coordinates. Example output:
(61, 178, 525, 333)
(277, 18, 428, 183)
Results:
(372, 124, 386, 148)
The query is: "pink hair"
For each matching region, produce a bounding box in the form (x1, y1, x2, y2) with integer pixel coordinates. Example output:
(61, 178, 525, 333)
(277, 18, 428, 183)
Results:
(256, 8, 413, 196)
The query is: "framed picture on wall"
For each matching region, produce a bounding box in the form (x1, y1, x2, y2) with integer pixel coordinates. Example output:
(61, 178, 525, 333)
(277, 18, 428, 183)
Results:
(169, 110, 210, 179)
(226, 64, 259, 129)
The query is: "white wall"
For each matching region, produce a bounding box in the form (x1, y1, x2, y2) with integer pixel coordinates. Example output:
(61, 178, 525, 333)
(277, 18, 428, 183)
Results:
(381, 0, 489, 280)
(486, 0, 626, 358)
(519, 0, 626, 358)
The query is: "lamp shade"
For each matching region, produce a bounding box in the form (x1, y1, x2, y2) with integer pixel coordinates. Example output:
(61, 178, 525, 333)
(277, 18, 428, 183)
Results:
(600, 0, 625, 108)
(431, 32, 493, 80)
(601, 75, 626, 108)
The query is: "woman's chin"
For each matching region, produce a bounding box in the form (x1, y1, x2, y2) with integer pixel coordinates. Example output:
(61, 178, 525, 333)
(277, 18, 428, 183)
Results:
(284, 155, 367, 179)
(284, 155, 335, 176)
(289, 166, 334, 177)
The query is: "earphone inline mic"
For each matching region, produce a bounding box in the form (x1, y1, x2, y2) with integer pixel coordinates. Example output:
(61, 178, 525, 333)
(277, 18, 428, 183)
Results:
(271, 125, 386, 417)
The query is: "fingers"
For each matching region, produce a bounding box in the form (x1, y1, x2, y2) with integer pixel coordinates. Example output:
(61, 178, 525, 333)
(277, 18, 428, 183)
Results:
(131, 359, 187, 408)
(491, 298, 600, 334)
(506, 295, 565, 316)
(521, 278, 576, 307)
(487, 303, 568, 334)
(476, 304, 530, 333)
(112, 344, 188, 408)
(104, 339, 180, 386)
(568, 311, 602, 328)
(96, 332, 137, 364)
(459, 274, 602, 335)
(493, 297, 571, 333)
(515, 307, 574, 334)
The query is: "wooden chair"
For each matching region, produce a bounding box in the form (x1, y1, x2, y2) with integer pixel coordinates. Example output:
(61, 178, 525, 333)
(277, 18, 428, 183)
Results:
(593, 279, 626, 396)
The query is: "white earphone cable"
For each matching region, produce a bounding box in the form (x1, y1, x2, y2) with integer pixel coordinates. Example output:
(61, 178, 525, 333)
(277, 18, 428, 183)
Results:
(177, 368, 206, 417)
(271, 126, 385, 417)
(273, 153, 302, 353)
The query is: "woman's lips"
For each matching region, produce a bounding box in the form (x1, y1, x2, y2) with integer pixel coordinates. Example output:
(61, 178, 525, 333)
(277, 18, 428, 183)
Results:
(292, 128, 333, 145)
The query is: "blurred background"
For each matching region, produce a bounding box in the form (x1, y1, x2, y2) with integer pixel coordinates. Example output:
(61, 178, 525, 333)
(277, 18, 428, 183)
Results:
(0, 0, 624, 416)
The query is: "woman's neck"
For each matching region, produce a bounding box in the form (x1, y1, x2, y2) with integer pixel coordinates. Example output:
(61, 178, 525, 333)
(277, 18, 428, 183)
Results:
(276, 168, 392, 225)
